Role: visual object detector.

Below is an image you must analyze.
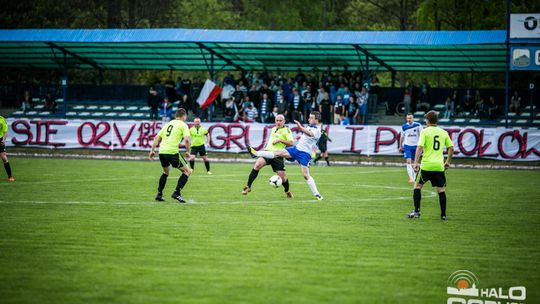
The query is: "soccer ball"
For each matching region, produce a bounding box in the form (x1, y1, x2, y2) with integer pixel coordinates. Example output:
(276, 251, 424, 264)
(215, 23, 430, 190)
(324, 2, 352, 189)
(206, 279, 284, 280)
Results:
(269, 175, 283, 188)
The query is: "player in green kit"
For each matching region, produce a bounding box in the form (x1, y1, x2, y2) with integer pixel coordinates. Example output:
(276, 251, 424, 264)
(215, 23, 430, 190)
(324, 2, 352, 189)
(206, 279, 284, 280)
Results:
(408, 110, 454, 220)
(149, 109, 192, 203)
(189, 117, 212, 174)
(0, 115, 14, 181)
(242, 114, 294, 198)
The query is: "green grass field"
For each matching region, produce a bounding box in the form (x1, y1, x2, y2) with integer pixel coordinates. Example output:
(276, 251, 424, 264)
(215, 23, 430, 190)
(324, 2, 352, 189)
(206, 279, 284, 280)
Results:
(0, 157, 539, 303)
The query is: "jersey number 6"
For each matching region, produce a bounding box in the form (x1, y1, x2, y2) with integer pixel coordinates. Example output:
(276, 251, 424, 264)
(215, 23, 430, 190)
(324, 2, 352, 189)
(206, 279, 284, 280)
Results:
(433, 135, 440, 150)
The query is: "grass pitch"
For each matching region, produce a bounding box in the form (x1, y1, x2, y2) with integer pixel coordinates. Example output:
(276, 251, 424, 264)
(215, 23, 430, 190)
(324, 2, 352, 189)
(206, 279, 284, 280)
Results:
(0, 157, 539, 303)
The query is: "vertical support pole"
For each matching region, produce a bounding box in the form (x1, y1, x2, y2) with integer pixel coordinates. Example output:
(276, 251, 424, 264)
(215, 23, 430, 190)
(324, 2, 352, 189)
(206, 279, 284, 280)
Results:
(504, 0, 510, 128)
(391, 71, 396, 88)
(61, 52, 68, 118)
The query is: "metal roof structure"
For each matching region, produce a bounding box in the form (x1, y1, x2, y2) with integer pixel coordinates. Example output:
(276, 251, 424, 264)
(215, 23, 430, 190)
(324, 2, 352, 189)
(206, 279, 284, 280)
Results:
(0, 28, 507, 72)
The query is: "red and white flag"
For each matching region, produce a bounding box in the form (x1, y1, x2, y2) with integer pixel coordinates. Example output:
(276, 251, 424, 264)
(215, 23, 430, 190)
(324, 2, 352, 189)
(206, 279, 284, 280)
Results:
(197, 79, 222, 109)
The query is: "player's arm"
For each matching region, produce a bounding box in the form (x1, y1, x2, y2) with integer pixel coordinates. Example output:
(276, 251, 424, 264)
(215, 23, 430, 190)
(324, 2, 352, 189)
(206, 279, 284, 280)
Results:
(294, 120, 314, 137)
(183, 135, 191, 159)
(149, 135, 162, 160)
(445, 135, 454, 170)
(399, 132, 404, 151)
(413, 145, 423, 172)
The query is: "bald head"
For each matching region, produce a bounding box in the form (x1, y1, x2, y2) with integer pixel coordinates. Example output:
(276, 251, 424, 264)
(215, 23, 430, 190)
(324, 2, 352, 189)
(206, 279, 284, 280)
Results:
(275, 114, 286, 127)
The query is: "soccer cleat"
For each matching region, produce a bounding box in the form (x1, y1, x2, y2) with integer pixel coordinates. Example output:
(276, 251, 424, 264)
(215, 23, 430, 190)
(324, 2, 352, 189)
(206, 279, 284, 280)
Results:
(171, 190, 186, 203)
(285, 191, 294, 198)
(246, 145, 258, 158)
(8, 177, 15, 182)
(241, 185, 251, 195)
(189, 168, 193, 173)
(407, 211, 421, 218)
(315, 194, 323, 201)
(155, 193, 165, 202)
(207, 171, 213, 175)
(441, 215, 447, 221)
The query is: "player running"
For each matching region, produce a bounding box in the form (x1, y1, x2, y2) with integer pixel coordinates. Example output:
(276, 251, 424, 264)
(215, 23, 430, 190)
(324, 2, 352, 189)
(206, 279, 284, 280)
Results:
(242, 114, 294, 198)
(399, 113, 422, 183)
(149, 109, 192, 203)
(247, 112, 324, 200)
(0, 115, 14, 181)
(189, 117, 212, 175)
(407, 110, 454, 220)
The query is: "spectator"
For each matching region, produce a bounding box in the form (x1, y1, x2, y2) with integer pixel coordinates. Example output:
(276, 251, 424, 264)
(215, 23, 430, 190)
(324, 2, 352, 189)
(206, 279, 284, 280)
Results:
(275, 94, 288, 117)
(333, 95, 345, 125)
(248, 84, 260, 109)
(451, 90, 459, 115)
(463, 89, 475, 114)
(339, 114, 350, 125)
(417, 87, 431, 112)
(243, 102, 258, 123)
(165, 79, 177, 102)
(181, 77, 192, 96)
(319, 92, 333, 125)
(302, 83, 314, 120)
(180, 94, 191, 115)
(358, 86, 368, 125)
(232, 84, 244, 105)
(221, 81, 235, 113)
(487, 97, 499, 120)
(160, 97, 174, 122)
(295, 68, 307, 85)
(443, 96, 454, 119)
(288, 88, 304, 122)
(368, 77, 380, 113)
(403, 88, 412, 115)
(347, 95, 359, 125)
(268, 106, 280, 122)
(43, 92, 57, 113)
(510, 91, 521, 114)
(475, 97, 486, 119)
(147, 88, 161, 120)
(224, 97, 238, 122)
(21, 91, 33, 112)
(259, 93, 272, 123)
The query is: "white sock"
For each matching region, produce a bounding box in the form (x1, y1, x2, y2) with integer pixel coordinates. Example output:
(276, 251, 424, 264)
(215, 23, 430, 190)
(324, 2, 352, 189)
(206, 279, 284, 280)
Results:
(306, 177, 320, 196)
(406, 164, 415, 180)
(256, 151, 275, 159)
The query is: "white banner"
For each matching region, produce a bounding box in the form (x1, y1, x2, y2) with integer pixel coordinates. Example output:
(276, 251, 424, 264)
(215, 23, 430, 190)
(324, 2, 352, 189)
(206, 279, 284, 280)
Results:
(510, 14, 540, 39)
(4, 118, 540, 161)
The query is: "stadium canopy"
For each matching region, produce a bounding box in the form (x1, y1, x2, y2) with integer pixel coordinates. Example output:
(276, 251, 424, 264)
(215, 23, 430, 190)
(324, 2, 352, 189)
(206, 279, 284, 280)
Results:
(0, 28, 507, 73)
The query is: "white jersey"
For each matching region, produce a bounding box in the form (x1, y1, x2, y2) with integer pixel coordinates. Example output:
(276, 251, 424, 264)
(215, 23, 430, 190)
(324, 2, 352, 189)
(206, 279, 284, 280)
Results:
(401, 122, 423, 146)
(296, 125, 322, 153)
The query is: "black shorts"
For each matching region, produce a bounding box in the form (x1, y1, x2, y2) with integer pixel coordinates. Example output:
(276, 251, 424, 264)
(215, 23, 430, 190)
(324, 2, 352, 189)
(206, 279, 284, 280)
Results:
(265, 157, 285, 172)
(190, 145, 207, 156)
(159, 153, 187, 169)
(317, 141, 327, 153)
(0, 141, 5, 153)
(416, 169, 446, 187)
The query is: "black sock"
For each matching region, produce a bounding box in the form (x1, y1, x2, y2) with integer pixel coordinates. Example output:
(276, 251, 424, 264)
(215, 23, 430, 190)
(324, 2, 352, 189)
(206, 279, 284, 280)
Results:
(4, 162, 12, 178)
(247, 169, 259, 187)
(190, 160, 195, 170)
(325, 157, 330, 166)
(204, 161, 210, 172)
(282, 179, 289, 192)
(413, 188, 421, 213)
(176, 174, 189, 192)
(157, 173, 168, 193)
(314, 155, 322, 162)
(439, 192, 447, 217)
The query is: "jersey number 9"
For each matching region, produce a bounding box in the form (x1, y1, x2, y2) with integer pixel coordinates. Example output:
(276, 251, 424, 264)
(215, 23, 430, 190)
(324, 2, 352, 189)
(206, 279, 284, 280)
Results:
(166, 125, 173, 136)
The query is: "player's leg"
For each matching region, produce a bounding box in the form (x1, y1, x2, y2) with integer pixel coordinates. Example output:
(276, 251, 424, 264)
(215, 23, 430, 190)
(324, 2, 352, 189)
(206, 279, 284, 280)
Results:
(171, 154, 191, 203)
(247, 145, 291, 159)
(408, 170, 425, 218)
(301, 165, 322, 200)
(156, 154, 171, 201)
(277, 170, 292, 198)
(189, 153, 196, 171)
(405, 158, 415, 183)
(243, 157, 266, 195)
(0, 151, 13, 181)
(433, 172, 447, 220)
(201, 147, 211, 174)
(323, 151, 330, 166)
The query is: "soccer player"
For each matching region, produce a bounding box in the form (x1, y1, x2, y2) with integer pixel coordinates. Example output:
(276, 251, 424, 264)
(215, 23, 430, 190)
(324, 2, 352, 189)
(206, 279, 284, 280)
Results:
(407, 110, 454, 220)
(247, 112, 324, 200)
(189, 117, 212, 175)
(149, 109, 192, 203)
(242, 114, 294, 197)
(399, 113, 422, 183)
(0, 115, 14, 181)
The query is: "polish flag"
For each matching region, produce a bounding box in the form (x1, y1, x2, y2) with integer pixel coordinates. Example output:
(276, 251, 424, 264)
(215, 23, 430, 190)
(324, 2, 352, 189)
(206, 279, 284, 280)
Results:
(197, 79, 222, 109)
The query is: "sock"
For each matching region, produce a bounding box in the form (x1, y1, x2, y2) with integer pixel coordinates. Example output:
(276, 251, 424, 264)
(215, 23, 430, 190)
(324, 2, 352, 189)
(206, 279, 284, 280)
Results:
(247, 169, 259, 187)
(306, 176, 320, 196)
(325, 157, 330, 166)
(4, 162, 12, 178)
(176, 173, 189, 191)
(406, 164, 414, 180)
(439, 192, 447, 217)
(157, 173, 168, 193)
(413, 188, 421, 213)
(190, 160, 195, 170)
(282, 178, 289, 192)
(256, 151, 275, 159)
(204, 161, 210, 172)
(314, 155, 322, 162)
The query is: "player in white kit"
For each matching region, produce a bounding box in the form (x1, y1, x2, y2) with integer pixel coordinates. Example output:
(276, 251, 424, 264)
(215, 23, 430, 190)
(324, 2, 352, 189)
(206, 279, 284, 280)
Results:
(247, 112, 324, 200)
(399, 113, 423, 183)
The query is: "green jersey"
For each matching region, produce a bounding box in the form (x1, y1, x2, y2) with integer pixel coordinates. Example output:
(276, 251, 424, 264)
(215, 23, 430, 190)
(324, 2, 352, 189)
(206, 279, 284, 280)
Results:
(157, 119, 190, 155)
(417, 126, 453, 171)
(265, 126, 293, 151)
(0, 116, 7, 139)
(189, 125, 208, 147)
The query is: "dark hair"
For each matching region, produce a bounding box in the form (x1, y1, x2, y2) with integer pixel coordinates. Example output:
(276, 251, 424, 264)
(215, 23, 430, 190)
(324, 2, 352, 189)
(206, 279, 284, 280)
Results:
(310, 111, 322, 122)
(406, 113, 413, 116)
(175, 108, 187, 118)
(425, 110, 438, 124)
